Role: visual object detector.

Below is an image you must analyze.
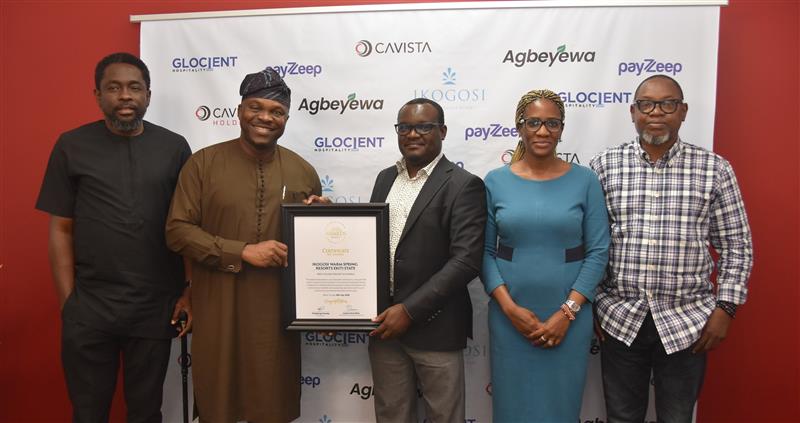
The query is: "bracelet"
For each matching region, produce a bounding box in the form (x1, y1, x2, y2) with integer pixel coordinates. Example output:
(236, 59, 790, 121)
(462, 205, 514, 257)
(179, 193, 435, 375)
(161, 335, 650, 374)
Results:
(716, 300, 737, 318)
(560, 304, 576, 321)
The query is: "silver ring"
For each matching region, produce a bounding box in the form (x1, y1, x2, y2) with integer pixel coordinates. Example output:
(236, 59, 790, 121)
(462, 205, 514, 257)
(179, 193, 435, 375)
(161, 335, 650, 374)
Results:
(540, 336, 548, 342)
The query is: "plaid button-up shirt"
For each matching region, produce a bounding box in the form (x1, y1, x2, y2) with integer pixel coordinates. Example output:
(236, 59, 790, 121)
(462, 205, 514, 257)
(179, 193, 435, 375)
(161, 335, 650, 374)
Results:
(589, 139, 753, 354)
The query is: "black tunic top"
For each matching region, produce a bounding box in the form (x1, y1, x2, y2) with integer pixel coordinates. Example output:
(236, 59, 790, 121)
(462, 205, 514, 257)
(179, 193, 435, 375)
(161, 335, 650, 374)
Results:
(36, 120, 191, 338)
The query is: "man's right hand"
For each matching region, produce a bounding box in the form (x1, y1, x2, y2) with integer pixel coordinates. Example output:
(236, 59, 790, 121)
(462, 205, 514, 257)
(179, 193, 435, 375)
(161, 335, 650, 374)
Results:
(242, 240, 288, 268)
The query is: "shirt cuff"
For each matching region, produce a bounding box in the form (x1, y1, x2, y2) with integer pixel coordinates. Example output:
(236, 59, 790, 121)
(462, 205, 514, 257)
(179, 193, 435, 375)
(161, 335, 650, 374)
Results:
(219, 238, 246, 273)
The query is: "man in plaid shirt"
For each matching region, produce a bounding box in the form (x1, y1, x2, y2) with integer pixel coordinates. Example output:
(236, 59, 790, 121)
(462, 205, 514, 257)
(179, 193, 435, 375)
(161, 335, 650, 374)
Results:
(589, 75, 753, 422)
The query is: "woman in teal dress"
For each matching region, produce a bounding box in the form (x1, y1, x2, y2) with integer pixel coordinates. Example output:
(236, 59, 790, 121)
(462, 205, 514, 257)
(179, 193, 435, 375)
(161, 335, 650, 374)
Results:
(482, 89, 609, 422)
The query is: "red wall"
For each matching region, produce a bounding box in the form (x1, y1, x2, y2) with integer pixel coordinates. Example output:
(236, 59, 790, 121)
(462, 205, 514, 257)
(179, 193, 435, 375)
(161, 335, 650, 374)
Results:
(1, 1, 797, 421)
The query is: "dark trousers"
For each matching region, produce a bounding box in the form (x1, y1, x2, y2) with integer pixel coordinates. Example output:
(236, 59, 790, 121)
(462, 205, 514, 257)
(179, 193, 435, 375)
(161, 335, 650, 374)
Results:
(601, 313, 706, 423)
(61, 318, 172, 423)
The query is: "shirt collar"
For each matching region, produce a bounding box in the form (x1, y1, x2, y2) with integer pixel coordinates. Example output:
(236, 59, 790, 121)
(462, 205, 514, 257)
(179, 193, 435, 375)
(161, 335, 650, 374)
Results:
(633, 137, 684, 167)
(394, 152, 444, 179)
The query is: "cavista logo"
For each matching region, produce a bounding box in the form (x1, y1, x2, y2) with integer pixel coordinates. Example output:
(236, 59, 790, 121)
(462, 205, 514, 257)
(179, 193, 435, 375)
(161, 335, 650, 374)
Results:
(349, 383, 375, 400)
(195, 105, 238, 126)
(499, 146, 580, 164)
(413, 67, 486, 107)
(557, 151, 581, 163)
(318, 415, 332, 423)
(303, 331, 368, 346)
(464, 123, 519, 141)
(267, 62, 323, 78)
(354, 39, 432, 57)
(503, 45, 596, 68)
(501, 149, 516, 164)
(298, 93, 384, 115)
(313, 136, 386, 152)
(318, 176, 363, 203)
(300, 375, 321, 388)
(558, 91, 632, 108)
(171, 56, 238, 72)
(618, 59, 683, 76)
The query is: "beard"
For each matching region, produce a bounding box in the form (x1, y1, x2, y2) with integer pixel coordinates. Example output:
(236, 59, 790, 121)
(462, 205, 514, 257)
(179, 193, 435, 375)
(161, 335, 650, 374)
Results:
(106, 107, 145, 133)
(640, 131, 670, 146)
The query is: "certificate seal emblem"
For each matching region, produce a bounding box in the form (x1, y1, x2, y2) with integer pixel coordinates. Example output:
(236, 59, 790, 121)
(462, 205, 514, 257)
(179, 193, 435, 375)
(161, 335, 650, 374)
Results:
(325, 221, 347, 244)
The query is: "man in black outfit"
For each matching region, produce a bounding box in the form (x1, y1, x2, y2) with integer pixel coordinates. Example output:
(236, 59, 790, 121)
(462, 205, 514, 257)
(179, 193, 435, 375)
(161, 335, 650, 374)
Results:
(36, 52, 192, 423)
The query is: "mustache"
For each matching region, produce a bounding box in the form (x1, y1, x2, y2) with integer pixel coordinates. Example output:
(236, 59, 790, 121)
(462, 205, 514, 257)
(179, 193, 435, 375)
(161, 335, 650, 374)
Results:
(115, 103, 139, 111)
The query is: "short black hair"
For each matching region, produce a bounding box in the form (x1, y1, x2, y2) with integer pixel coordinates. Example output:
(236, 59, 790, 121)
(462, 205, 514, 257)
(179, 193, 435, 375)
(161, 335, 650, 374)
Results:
(399, 98, 445, 125)
(634, 74, 684, 100)
(95, 52, 150, 90)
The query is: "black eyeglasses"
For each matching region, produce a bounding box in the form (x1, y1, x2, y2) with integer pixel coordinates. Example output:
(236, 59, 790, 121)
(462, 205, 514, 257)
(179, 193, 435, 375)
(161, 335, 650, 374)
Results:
(634, 99, 683, 114)
(394, 122, 442, 135)
(518, 118, 563, 132)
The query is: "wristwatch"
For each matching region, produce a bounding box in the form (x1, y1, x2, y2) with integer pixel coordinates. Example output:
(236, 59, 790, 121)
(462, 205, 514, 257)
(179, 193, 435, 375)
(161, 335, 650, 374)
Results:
(564, 299, 581, 313)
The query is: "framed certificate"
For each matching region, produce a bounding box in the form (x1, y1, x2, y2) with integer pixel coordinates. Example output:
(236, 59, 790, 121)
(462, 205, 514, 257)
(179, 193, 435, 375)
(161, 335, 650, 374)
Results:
(281, 203, 390, 331)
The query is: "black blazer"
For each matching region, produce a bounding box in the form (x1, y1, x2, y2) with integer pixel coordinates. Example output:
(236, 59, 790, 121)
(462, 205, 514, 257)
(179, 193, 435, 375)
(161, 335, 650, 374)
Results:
(370, 156, 487, 351)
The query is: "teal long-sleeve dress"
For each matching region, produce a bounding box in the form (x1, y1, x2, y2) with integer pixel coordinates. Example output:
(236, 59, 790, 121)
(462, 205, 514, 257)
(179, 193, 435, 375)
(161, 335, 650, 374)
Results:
(482, 164, 609, 422)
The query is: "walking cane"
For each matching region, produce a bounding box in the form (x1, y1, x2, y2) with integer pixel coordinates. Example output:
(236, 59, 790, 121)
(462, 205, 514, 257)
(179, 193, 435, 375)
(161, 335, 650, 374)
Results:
(177, 311, 191, 423)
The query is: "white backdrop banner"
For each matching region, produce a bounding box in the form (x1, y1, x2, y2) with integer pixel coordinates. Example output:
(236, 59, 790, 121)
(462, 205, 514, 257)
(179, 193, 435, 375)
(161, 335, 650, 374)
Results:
(142, 2, 719, 422)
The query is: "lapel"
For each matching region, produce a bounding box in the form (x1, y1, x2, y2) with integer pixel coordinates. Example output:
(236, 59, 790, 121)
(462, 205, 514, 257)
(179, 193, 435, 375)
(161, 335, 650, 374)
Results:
(397, 156, 454, 247)
(373, 166, 398, 202)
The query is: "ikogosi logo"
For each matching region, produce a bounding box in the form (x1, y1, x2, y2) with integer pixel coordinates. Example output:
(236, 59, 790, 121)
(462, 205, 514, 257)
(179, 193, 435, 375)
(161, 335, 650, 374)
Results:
(413, 67, 486, 105)
(298, 93, 384, 115)
(171, 56, 238, 72)
(355, 39, 432, 57)
(268, 62, 323, 78)
(464, 123, 519, 141)
(318, 176, 363, 203)
(618, 58, 683, 76)
(503, 45, 596, 68)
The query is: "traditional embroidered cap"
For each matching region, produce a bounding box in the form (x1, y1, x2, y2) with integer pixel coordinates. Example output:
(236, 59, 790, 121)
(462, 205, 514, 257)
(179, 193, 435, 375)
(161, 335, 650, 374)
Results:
(239, 67, 291, 108)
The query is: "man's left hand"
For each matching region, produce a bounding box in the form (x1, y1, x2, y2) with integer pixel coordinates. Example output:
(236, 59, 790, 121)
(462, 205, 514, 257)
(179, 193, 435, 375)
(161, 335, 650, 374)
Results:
(304, 195, 331, 204)
(691, 308, 732, 353)
(369, 304, 412, 340)
(171, 286, 193, 337)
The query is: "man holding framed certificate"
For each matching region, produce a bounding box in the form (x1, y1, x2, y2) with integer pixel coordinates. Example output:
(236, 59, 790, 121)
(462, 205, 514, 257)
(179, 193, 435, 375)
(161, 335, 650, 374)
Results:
(165, 68, 325, 423)
(368, 98, 487, 423)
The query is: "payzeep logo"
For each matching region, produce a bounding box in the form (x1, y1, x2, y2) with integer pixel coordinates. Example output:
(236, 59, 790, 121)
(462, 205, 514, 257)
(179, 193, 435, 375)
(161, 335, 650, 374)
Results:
(413, 67, 486, 106)
(618, 58, 683, 76)
(171, 56, 238, 72)
(464, 123, 519, 142)
(503, 45, 596, 67)
(194, 105, 238, 126)
(300, 375, 322, 389)
(267, 61, 323, 78)
(558, 91, 632, 108)
(318, 176, 363, 203)
(355, 39, 432, 57)
(298, 93, 384, 115)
